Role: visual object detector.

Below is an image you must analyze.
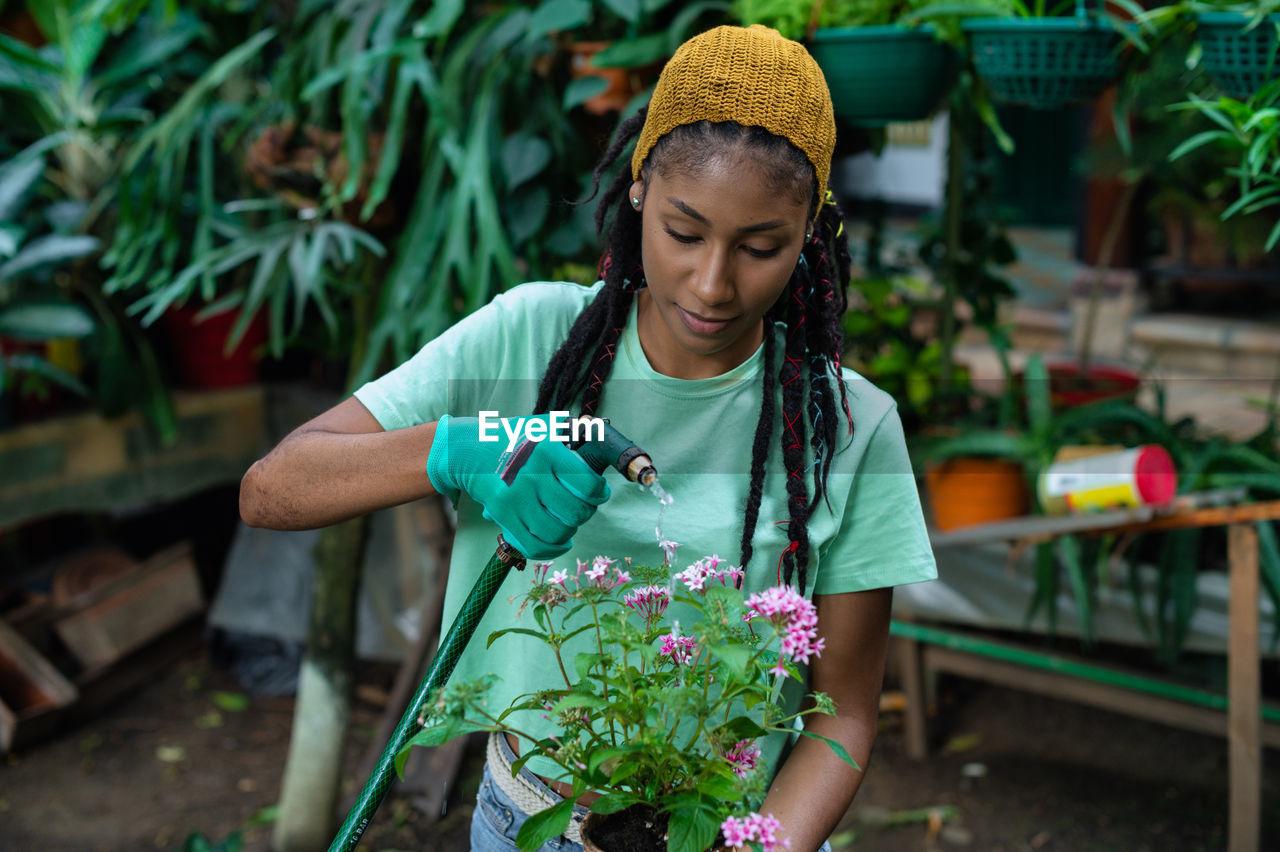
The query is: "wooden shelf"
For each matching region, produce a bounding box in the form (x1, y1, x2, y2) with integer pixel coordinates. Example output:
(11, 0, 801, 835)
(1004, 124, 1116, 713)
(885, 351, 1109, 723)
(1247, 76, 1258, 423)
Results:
(0, 386, 264, 530)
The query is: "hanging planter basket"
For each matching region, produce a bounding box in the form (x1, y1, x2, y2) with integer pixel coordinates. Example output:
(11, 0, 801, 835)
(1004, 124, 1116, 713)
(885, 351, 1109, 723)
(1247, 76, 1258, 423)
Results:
(810, 25, 959, 126)
(1195, 12, 1280, 99)
(962, 16, 1121, 109)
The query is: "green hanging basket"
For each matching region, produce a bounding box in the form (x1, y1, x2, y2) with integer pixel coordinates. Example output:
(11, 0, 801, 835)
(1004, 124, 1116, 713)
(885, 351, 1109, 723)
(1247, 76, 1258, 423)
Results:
(810, 25, 959, 127)
(962, 17, 1121, 109)
(1195, 12, 1280, 99)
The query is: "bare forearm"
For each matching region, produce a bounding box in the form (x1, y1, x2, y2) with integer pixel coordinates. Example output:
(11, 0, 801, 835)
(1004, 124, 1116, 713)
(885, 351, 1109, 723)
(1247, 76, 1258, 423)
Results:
(239, 421, 440, 530)
(756, 713, 877, 852)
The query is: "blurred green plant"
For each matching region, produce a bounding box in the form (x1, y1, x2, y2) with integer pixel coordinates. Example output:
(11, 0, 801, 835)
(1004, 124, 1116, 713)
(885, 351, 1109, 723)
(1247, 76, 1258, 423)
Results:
(1169, 76, 1280, 250)
(0, 155, 96, 402)
(103, 0, 729, 390)
(0, 1, 195, 436)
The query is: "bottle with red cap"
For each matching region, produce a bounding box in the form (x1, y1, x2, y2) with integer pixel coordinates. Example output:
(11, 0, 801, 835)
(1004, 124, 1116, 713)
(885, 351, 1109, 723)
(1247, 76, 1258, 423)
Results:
(1038, 445, 1178, 515)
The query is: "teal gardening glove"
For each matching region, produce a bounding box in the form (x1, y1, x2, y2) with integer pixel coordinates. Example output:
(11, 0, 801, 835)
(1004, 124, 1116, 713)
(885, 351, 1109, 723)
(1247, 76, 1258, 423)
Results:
(426, 414, 611, 560)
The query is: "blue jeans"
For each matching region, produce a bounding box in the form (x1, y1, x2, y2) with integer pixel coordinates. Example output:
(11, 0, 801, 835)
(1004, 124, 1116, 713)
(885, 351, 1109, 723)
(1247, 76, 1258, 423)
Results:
(470, 732, 835, 852)
(470, 732, 589, 852)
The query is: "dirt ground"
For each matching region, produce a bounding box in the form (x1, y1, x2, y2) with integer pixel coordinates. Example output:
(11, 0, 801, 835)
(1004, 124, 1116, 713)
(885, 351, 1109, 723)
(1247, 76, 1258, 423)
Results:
(4, 629, 1278, 852)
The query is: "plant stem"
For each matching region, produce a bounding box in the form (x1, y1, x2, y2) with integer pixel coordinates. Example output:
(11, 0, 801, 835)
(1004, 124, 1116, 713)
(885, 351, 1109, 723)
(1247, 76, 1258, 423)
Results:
(1078, 180, 1138, 378)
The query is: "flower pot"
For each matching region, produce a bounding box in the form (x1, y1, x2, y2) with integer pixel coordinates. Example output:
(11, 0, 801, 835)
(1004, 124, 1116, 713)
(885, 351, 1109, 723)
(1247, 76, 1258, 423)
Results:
(1044, 361, 1140, 409)
(581, 807, 668, 852)
(962, 17, 1121, 109)
(1195, 12, 1280, 98)
(925, 457, 1031, 531)
(581, 806, 731, 852)
(809, 25, 958, 126)
(162, 305, 266, 390)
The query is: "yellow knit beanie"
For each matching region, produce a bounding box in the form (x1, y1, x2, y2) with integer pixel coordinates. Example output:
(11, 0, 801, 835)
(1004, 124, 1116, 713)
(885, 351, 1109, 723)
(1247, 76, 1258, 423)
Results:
(630, 24, 836, 204)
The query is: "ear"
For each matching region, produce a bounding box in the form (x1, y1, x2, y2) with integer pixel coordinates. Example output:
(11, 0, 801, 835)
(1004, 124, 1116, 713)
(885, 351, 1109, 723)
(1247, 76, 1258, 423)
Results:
(628, 179, 644, 212)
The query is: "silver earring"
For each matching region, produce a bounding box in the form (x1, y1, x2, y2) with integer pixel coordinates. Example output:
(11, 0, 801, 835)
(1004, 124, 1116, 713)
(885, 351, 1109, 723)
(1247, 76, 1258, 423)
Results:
(631, 197, 640, 208)
(805, 231, 812, 241)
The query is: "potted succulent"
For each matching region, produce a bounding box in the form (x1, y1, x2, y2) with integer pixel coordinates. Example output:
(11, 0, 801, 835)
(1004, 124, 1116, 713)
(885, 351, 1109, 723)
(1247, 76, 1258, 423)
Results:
(398, 543, 855, 852)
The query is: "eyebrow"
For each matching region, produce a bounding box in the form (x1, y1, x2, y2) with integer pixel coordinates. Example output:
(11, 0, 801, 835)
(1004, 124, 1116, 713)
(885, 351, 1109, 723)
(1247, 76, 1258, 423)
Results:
(666, 198, 787, 234)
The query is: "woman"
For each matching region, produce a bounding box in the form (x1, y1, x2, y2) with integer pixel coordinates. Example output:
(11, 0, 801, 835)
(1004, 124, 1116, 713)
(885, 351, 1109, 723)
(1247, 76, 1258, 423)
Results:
(240, 24, 935, 852)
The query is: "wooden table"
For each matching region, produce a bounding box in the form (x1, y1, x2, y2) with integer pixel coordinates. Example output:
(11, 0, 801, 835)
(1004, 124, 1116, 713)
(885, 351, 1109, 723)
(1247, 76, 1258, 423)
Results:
(897, 498, 1280, 852)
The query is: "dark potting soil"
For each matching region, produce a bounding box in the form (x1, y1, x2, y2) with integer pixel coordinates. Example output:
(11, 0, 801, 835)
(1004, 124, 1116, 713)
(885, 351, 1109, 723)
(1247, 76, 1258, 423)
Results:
(586, 807, 729, 852)
(587, 806, 668, 852)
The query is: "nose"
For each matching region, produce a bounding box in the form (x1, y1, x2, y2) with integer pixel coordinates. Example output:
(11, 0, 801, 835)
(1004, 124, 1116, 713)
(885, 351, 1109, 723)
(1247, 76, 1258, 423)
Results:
(689, 245, 734, 306)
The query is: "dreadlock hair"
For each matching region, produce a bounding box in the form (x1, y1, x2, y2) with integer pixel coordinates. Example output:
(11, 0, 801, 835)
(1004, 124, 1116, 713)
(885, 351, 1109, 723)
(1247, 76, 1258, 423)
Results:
(534, 110, 854, 592)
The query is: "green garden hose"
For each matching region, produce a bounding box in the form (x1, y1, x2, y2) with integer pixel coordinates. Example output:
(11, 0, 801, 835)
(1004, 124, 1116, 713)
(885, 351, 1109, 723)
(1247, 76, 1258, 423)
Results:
(328, 417, 657, 851)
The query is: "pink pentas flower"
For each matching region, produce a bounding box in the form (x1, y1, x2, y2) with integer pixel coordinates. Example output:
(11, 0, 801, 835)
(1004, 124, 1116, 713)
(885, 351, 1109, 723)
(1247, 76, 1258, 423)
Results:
(724, 739, 761, 778)
(743, 586, 824, 680)
(673, 555, 743, 593)
(656, 530, 680, 565)
(658, 631, 697, 666)
(534, 561, 555, 581)
(623, 585, 671, 620)
(720, 813, 790, 852)
(549, 569, 568, 587)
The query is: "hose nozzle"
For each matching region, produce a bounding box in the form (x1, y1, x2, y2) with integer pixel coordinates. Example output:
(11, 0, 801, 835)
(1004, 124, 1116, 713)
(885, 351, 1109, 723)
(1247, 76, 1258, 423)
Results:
(568, 415, 656, 485)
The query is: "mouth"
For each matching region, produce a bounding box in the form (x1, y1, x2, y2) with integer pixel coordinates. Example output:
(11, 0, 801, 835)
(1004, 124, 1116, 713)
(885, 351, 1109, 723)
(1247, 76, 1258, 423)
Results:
(676, 305, 735, 335)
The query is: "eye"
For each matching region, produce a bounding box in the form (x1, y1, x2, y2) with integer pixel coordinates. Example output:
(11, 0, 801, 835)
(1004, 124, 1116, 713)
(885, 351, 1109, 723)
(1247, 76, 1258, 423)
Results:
(663, 226, 699, 244)
(742, 245, 781, 259)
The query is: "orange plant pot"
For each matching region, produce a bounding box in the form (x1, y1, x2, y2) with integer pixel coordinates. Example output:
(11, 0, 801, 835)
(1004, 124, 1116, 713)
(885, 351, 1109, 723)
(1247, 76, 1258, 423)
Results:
(925, 457, 1031, 531)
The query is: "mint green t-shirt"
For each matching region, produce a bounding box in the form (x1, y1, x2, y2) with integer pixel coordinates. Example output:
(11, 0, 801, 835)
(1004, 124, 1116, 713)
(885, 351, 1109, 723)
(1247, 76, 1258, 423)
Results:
(354, 280, 936, 780)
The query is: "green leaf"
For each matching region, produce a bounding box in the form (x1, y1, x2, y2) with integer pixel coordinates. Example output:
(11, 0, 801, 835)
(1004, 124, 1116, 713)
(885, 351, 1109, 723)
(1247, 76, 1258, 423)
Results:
(501, 133, 552, 191)
(707, 643, 751, 678)
(589, 793, 640, 815)
(600, 0, 641, 24)
(514, 798, 575, 851)
(1057, 535, 1093, 644)
(549, 693, 605, 714)
(414, 0, 464, 37)
(667, 806, 720, 852)
(0, 224, 22, 258)
(486, 626, 548, 648)
(591, 33, 667, 68)
(212, 691, 249, 712)
(0, 234, 100, 280)
(0, 157, 44, 222)
(527, 0, 591, 38)
(720, 715, 767, 741)
(793, 727, 860, 769)
(0, 303, 95, 339)
(563, 75, 610, 110)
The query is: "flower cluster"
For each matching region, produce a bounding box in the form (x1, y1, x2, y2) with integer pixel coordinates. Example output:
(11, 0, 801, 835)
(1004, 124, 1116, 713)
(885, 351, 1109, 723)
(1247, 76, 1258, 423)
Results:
(743, 586, 825, 679)
(720, 813, 790, 852)
(723, 739, 761, 779)
(672, 554, 744, 592)
(658, 629, 698, 666)
(622, 584, 672, 620)
(409, 551, 854, 852)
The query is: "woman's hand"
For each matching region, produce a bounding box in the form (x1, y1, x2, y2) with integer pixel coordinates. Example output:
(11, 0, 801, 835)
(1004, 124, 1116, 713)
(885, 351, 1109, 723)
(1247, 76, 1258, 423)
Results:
(427, 413, 610, 559)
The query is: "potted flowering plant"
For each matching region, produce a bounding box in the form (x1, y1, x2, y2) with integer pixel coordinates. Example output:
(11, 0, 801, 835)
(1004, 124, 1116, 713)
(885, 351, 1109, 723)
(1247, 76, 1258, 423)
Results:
(397, 541, 855, 852)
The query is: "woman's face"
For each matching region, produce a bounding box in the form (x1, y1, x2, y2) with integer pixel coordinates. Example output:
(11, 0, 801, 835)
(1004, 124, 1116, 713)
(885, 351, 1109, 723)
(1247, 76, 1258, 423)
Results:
(631, 152, 810, 380)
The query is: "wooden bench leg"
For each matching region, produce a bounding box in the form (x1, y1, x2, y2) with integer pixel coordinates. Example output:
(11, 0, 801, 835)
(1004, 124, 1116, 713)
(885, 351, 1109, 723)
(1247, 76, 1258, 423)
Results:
(1227, 523, 1260, 852)
(898, 633, 928, 760)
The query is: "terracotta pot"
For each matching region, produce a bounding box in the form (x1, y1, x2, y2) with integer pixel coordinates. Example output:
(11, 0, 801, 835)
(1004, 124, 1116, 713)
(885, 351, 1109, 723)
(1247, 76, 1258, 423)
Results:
(925, 457, 1031, 531)
(568, 42, 646, 115)
(162, 305, 266, 389)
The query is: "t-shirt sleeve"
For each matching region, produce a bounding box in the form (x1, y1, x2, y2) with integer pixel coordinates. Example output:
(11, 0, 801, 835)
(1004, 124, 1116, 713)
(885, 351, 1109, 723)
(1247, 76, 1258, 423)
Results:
(814, 404, 937, 595)
(352, 281, 594, 430)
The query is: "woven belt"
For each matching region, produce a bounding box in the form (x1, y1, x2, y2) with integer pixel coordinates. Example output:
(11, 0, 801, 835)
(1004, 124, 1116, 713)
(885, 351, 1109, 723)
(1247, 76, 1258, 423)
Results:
(486, 731, 585, 845)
